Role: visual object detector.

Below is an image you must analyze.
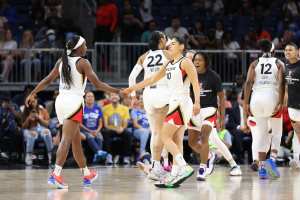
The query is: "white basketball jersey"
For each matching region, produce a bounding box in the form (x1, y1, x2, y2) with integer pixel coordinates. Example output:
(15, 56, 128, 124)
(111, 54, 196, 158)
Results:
(165, 57, 190, 96)
(253, 56, 279, 91)
(59, 56, 87, 96)
(142, 50, 168, 89)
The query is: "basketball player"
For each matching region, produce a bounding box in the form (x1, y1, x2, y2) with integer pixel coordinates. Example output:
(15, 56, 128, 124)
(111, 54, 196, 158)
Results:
(123, 36, 200, 188)
(128, 31, 171, 180)
(25, 35, 119, 189)
(244, 39, 285, 179)
(186, 51, 242, 181)
(284, 42, 300, 169)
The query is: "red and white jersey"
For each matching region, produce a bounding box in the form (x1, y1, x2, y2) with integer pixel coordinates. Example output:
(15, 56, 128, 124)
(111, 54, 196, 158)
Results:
(58, 56, 87, 96)
(253, 56, 280, 92)
(142, 50, 169, 89)
(165, 56, 190, 96)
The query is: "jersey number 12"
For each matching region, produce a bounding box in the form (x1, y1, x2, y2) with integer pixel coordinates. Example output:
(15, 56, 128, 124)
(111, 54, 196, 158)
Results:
(261, 63, 272, 74)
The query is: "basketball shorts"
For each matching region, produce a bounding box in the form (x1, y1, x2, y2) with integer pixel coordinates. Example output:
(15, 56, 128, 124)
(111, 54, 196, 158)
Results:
(143, 87, 170, 114)
(189, 107, 217, 130)
(288, 107, 300, 122)
(55, 93, 84, 124)
(250, 90, 279, 117)
(164, 95, 193, 127)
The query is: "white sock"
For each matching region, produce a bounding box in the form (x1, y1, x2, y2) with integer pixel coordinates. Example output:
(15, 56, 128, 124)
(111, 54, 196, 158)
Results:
(175, 154, 187, 167)
(53, 165, 62, 176)
(81, 166, 90, 176)
(259, 161, 265, 168)
(293, 132, 300, 160)
(171, 165, 178, 176)
(209, 128, 234, 162)
(228, 159, 237, 168)
(161, 148, 169, 167)
(152, 160, 161, 170)
(199, 163, 206, 169)
(270, 152, 277, 161)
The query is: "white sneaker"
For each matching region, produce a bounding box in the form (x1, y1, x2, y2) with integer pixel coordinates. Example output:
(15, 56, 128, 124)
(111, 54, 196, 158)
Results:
(148, 166, 167, 181)
(206, 152, 216, 175)
(230, 165, 242, 176)
(25, 153, 32, 166)
(289, 159, 300, 170)
(197, 167, 207, 181)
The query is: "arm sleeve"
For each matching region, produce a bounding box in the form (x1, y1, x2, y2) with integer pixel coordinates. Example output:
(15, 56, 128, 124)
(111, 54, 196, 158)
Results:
(128, 63, 144, 96)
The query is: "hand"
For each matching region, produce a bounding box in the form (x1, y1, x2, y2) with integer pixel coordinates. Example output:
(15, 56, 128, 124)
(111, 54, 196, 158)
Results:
(272, 103, 282, 116)
(193, 103, 200, 116)
(91, 131, 97, 137)
(25, 93, 35, 107)
(130, 96, 138, 107)
(121, 88, 133, 96)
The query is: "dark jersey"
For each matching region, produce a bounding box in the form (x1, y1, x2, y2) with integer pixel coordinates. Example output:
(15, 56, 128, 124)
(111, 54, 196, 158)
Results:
(285, 60, 300, 109)
(191, 68, 222, 108)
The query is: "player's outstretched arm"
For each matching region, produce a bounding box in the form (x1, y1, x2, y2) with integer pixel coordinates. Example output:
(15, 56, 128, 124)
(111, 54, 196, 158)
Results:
(123, 61, 168, 95)
(182, 58, 200, 115)
(79, 58, 119, 94)
(25, 59, 60, 107)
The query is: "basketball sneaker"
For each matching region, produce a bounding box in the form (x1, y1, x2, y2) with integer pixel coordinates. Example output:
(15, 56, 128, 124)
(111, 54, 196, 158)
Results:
(265, 159, 280, 178)
(83, 169, 98, 187)
(48, 172, 68, 189)
(230, 165, 242, 176)
(197, 166, 207, 181)
(258, 166, 268, 179)
(206, 152, 216, 175)
(250, 161, 259, 172)
(154, 173, 180, 188)
(148, 166, 167, 181)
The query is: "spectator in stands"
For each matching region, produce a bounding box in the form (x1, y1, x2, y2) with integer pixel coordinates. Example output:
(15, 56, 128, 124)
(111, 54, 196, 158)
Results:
(139, 0, 153, 24)
(12, 85, 33, 107)
(102, 93, 132, 164)
(0, 94, 22, 160)
(0, 0, 17, 31)
(223, 32, 240, 59)
(19, 30, 41, 81)
(45, 90, 59, 136)
(255, 25, 272, 41)
(283, 0, 300, 17)
(0, 28, 17, 82)
(226, 92, 252, 164)
(141, 20, 156, 43)
(121, 11, 144, 42)
(215, 20, 224, 41)
(95, 0, 118, 42)
(22, 94, 53, 165)
(189, 20, 207, 49)
(164, 16, 189, 39)
(273, 30, 295, 50)
(44, 0, 62, 19)
(212, 0, 224, 15)
(131, 96, 150, 158)
(206, 29, 218, 49)
(34, 29, 60, 48)
(81, 91, 111, 164)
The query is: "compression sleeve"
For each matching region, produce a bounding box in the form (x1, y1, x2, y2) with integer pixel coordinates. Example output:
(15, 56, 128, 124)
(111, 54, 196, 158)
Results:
(128, 63, 144, 96)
